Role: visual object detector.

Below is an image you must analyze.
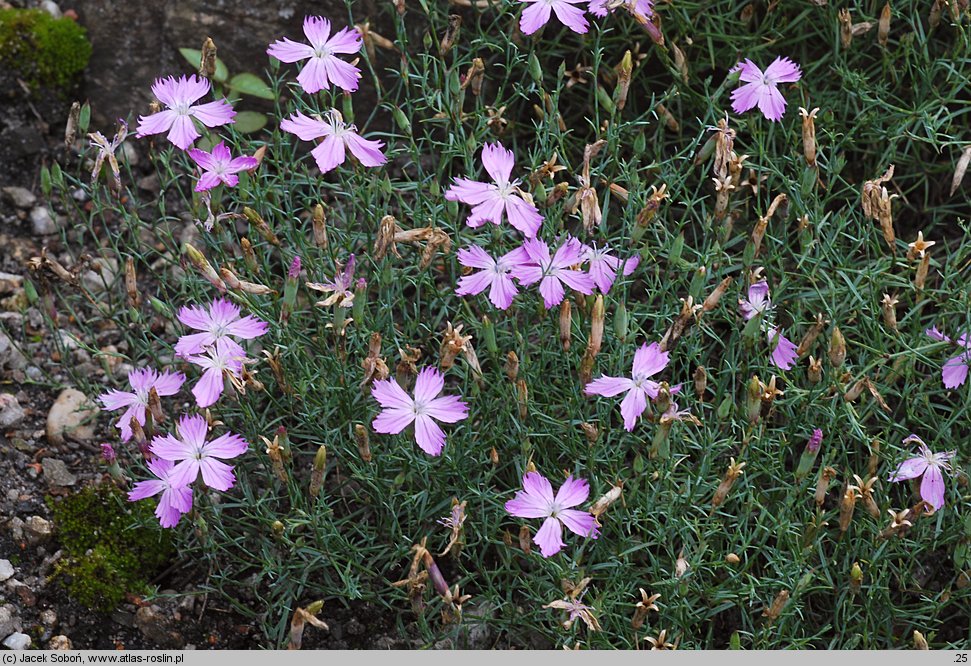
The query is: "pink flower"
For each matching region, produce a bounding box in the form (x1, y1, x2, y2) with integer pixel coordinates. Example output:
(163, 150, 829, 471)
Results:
(588, 0, 653, 20)
(99, 368, 185, 442)
(888, 434, 956, 512)
(730, 57, 802, 122)
(925, 326, 971, 389)
(150, 414, 249, 492)
(187, 338, 245, 408)
(187, 141, 259, 192)
(128, 458, 193, 528)
(739, 280, 772, 320)
(306, 255, 356, 308)
(767, 327, 798, 371)
(444, 142, 544, 238)
(505, 471, 599, 557)
(585, 341, 673, 431)
(371, 367, 469, 456)
(279, 109, 386, 174)
(582, 243, 639, 293)
(520, 0, 589, 35)
(174, 298, 268, 359)
(267, 16, 362, 94)
(455, 245, 523, 310)
(512, 237, 594, 308)
(135, 75, 236, 150)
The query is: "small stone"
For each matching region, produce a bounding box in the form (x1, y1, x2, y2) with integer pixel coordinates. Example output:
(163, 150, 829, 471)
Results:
(1, 186, 36, 209)
(7, 517, 25, 541)
(137, 173, 160, 194)
(40, 609, 57, 626)
(0, 560, 13, 582)
(3, 632, 31, 650)
(0, 394, 25, 428)
(0, 332, 28, 371)
(46, 388, 98, 445)
(119, 141, 139, 166)
(24, 516, 52, 545)
(40, 1, 62, 19)
(0, 605, 21, 636)
(134, 605, 184, 648)
(49, 635, 72, 650)
(30, 206, 58, 236)
(42, 458, 77, 487)
(81, 258, 119, 295)
(0, 272, 23, 295)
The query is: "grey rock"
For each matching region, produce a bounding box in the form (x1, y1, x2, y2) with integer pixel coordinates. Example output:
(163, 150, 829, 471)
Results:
(0, 605, 21, 637)
(24, 516, 53, 545)
(46, 388, 98, 445)
(134, 605, 184, 648)
(7, 517, 25, 541)
(0, 394, 25, 428)
(40, 1, 63, 19)
(42, 458, 77, 487)
(0, 561, 13, 582)
(1, 186, 36, 209)
(40, 609, 57, 627)
(80, 258, 119, 295)
(0, 271, 24, 294)
(30, 206, 58, 236)
(457, 601, 496, 649)
(119, 141, 139, 167)
(0, 332, 28, 371)
(2, 632, 31, 650)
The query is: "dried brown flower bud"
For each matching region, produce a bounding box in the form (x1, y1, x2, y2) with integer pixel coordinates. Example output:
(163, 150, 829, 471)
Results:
(951, 145, 971, 196)
(579, 422, 599, 446)
(614, 50, 633, 111)
(693, 366, 707, 400)
(828, 326, 846, 368)
(632, 589, 660, 630)
(518, 524, 531, 554)
(590, 482, 623, 519)
(799, 107, 819, 167)
(726, 553, 740, 565)
(504, 351, 519, 383)
(797, 313, 829, 357)
(461, 58, 485, 96)
(815, 466, 838, 507)
(65, 101, 81, 148)
(839, 486, 859, 533)
(440, 322, 472, 371)
(200, 37, 217, 79)
(636, 184, 668, 226)
(763, 590, 790, 624)
(243, 207, 281, 246)
(878, 3, 891, 47)
(516, 379, 528, 421)
(374, 215, 400, 260)
(914, 253, 930, 292)
(881, 293, 898, 331)
(439, 15, 462, 54)
(589, 295, 605, 356)
(711, 457, 746, 511)
(125, 257, 141, 309)
(861, 165, 897, 252)
(839, 9, 853, 48)
(312, 203, 328, 248)
(559, 299, 572, 351)
(355, 424, 372, 463)
(913, 630, 929, 650)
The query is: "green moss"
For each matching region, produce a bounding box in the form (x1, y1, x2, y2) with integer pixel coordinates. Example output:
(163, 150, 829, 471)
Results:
(0, 9, 91, 91)
(47, 484, 173, 612)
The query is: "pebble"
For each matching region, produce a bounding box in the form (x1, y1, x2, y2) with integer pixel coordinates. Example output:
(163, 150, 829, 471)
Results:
(0, 271, 24, 294)
(0, 332, 28, 371)
(42, 458, 77, 486)
(46, 388, 98, 445)
(24, 515, 53, 545)
(0, 561, 13, 582)
(3, 632, 31, 650)
(40, 1, 62, 19)
(49, 635, 72, 650)
(0, 393, 25, 428)
(1, 186, 36, 209)
(30, 206, 58, 236)
(0, 605, 21, 638)
(120, 141, 139, 166)
(81, 258, 119, 295)
(40, 609, 57, 626)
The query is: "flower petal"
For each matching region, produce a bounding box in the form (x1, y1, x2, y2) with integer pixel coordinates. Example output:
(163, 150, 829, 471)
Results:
(554, 475, 590, 508)
(414, 414, 446, 456)
(557, 509, 599, 538)
(919, 465, 946, 511)
(534, 515, 565, 557)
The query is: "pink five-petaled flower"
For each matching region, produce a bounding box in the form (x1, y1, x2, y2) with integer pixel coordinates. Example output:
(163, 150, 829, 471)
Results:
(888, 434, 956, 512)
(505, 471, 599, 558)
(445, 142, 544, 238)
(585, 341, 673, 431)
(306, 255, 356, 308)
(730, 57, 802, 122)
(99, 368, 186, 442)
(588, 0, 653, 20)
(187, 338, 245, 408)
(150, 414, 249, 492)
(371, 367, 469, 456)
(279, 109, 386, 174)
(925, 326, 971, 389)
(187, 141, 259, 192)
(267, 16, 362, 94)
(127, 458, 193, 528)
(455, 245, 525, 310)
(583, 243, 640, 293)
(512, 237, 594, 308)
(135, 75, 236, 150)
(174, 297, 268, 359)
(739, 280, 798, 371)
(520, 0, 589, 35)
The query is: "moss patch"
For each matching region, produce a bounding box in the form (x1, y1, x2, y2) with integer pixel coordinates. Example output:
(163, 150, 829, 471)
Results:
(47, 484, 173, 612)
(0, 9, 91, 92)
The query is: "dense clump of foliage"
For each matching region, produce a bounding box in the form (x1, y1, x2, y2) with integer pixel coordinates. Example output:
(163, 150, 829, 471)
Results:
(0, 9, 91, 92)
(47, 485, 173, 612)
(34, 0, 970, 649)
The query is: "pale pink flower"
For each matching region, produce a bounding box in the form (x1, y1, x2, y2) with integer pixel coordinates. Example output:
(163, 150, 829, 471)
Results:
(512, 237, 594, 308)
(280, 109, 386, 174)
(136, 75, 236, 150)
(99, 368, 185, 442)
(455, 245, 523, 310)
(267, 16, 362, 93)
(739, 279, 797, 370)
(174, 298, 268, 359)
(188, 141, 259, 192)
(585, 341, 673, 431)
(582, 243, 639, 293)
(505, 471, 599, 557)
(925, 326, 971, 389)
(128, 458, 193, 528)
(589, 0, 653, 20)
(520, 0, 589, 35)
(371, 367, 468, 456)
(888, 434, 956, 512)
(187, 338, 245, 408)
(739, 280, 772, 320)
(730, 57, 802, 122)
(150, 414, 249, 491)
(767, 327, 798, 371)
(444, 142, 544, 238)
(306, 254, 356, 308)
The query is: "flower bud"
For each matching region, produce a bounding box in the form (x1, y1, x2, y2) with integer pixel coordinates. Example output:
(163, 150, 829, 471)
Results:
(516, 379, 529, 420)
(795, 428, 823, 480)
(242, 207, 280, 246)
(807, 356, 823, 384)
(518, 524, 531, 555)
(849, 562, 863, 593)
(878, 2, 891, 47)
(815, 466, 837, 507)
(839, 486, 859, 533)
(589, 295, 605, 357)
(613, 300, 629, 342)
(125, 258, 141, 310)
(504, 351, 519, 383)
(355, 424, 371, 463)
(914, 253, 929, 292)
(312, 203, 328, 248)
(240, 237, 258, 273)
(799, 107, 819, 168)
(797, 313, 828, 357)
(183, 243, 226, 292)
(726, 553, 740, 565)
(763, 590, 790, 624)
(439, 14, 462, 54)
(613, 50, 633, 111)
(559, 299, 572, 351)
(828, 326, 846, 368)
(711, 458, 746, 510)
(199, 37, 218, 79)
(693, 366, 707, 400)
(147, 386, 164, 423)
(880, 293, 898, 331)
(101, 443, 116, 464)
(309, 445, 327, 498)
(580, 422, 599, 446)
(913, 630, 929, 650)
(746, 375, 762, 425)
(281, 255, 301, 325)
